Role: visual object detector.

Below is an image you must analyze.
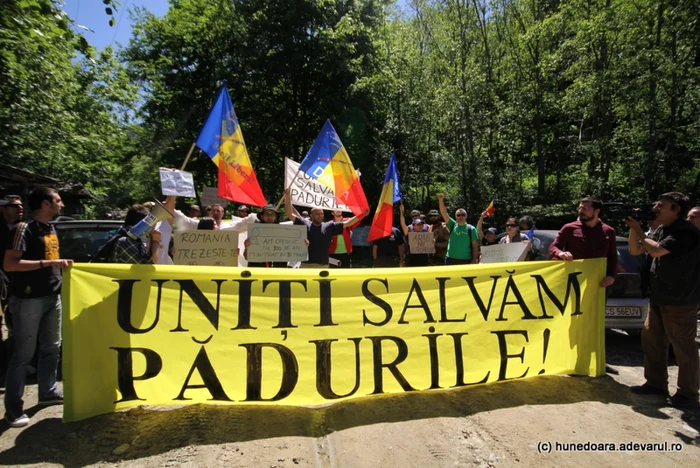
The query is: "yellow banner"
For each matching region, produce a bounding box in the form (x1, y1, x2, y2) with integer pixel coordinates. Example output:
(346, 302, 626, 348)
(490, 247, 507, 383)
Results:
(62, 259, 606, 422)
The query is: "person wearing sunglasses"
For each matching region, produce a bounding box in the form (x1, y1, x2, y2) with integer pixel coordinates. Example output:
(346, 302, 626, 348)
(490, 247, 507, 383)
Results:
(437, 193, 479, 265)
(500, 217, 530, 244)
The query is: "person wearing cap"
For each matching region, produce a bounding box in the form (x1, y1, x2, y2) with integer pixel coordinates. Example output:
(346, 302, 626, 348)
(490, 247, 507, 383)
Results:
(284, 189, 367, 268)
(301, 210, 310, 220)
(189, 205, 201, 218)
(427, 208, 449, 266)
(399, 204, 431, 267)
(438, 193, 479, 265)
(329, 209, 354, 268)
(243, 205, 287, 268)
(237, 205, 250, 218)
(483, 227, 498, 246)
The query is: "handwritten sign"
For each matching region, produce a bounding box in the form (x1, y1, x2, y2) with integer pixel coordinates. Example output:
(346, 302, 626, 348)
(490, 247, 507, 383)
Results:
(408, 231, 435, 254)
(285, 158, 352, 212)
(159, 169, 196, 197)
(200, 187, 229, 209)
(480, 243, 529, 264)
(246, 224, 308, 262)
(173, 230, 239, 266)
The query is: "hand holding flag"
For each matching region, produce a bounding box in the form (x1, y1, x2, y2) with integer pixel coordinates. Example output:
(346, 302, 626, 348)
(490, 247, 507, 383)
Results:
(482, 200, 495, 217)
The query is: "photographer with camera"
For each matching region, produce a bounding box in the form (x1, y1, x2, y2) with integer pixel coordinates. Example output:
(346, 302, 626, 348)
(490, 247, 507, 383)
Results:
(626, 192, 700, 408)
(549, 196, 617, 288)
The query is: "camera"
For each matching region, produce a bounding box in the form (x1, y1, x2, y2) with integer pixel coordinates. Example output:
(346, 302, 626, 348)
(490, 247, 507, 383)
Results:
(605, 203, 656, 222)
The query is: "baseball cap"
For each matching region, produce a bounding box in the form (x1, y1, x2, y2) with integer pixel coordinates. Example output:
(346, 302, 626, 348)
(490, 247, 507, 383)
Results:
(412, 218, 424, 225)
(411, 210, 421, 216)
(487, 227, 497, 234)
(258, 204, 279, 221)
(190, 205, 200, 211)
(237, 205, 249, 212)
(428, 209, 439, 216)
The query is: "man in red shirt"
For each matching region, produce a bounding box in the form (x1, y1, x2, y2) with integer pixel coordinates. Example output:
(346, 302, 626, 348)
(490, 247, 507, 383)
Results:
(549, 197, 617, 288)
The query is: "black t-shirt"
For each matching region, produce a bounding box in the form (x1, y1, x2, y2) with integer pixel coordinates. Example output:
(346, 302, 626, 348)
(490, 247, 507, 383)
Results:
(372, 227, 405, 258)
(6, 219, 62, 297)
(294, 218, 344, 265)
(649, 219, 700, 306)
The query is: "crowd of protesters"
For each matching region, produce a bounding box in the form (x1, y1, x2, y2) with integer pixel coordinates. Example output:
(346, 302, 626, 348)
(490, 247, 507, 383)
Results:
(1, 185, 699, 426)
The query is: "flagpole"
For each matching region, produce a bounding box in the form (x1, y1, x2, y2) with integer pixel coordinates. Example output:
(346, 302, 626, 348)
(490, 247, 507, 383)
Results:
(180, 142, 197, 171)
(275, 168, 303, 210)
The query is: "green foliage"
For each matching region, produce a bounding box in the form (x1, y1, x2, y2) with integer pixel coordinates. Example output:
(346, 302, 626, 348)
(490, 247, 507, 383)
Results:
(2, 0, 698, 222)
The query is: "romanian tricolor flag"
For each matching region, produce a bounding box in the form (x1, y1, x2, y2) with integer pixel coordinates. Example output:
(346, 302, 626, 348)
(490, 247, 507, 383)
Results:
(482, 200, 496, 216)
(195, 85, 266, 207)
(368, 152, 401, 242)
(298, 120, 369, 217)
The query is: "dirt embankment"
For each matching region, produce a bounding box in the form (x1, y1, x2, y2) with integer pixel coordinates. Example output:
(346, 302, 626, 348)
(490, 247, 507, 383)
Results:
(0, 330, 698, 467)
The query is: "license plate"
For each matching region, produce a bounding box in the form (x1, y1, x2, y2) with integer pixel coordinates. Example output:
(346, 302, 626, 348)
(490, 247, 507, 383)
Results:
(605, 306, 642, 317)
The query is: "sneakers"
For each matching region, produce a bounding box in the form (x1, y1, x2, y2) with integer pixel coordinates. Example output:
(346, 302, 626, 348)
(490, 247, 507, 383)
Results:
(5, 413, 30, 428)
(38, 391, 64, 406)
(668, 393, 700, 409)
(630, 383, 669, 397)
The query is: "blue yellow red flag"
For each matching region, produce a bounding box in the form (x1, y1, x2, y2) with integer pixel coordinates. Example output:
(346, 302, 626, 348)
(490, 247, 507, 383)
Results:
(368, 152, 401, 242)
(195, 85, 266, 207)
(297, 120, 369, 217)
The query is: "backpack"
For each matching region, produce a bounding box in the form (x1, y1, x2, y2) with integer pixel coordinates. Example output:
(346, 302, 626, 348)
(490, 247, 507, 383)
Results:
(91, 232, 126, 263)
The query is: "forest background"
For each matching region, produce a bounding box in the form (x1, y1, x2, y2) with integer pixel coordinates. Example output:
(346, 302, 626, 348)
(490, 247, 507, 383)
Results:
(1, 0, 699, 231)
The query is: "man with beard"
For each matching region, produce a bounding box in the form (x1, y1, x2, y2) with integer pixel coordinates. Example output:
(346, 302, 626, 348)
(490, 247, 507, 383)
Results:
(3, 187, 73, 427)
(427, 209, 449, 266)
(549, 196, 617, 288)
(626, 192, 700, 408)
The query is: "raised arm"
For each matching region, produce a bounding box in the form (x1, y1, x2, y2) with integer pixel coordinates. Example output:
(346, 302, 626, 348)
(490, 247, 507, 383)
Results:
(399, 203, 409, 236)
(438, 193, 450, 223)
(343, 208, 369, 229)
(284, 189, 300, 221)
(476, 212, 485, 240)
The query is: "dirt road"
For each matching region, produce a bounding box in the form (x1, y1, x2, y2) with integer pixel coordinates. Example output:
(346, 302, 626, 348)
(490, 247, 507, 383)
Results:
(0, 330, 698, 467)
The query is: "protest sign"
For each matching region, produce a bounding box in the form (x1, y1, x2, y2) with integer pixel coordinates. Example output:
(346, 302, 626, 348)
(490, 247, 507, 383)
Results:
(246, 224, 307, 263)
(408, 231, 435, 254)
(159, 169, 196, 197)
(173, 230, 239, 266)
(480, 243, 529, 263)
(62, 259, 605, 422)
(201, 187, 229, 209)
(285, 158, 351, 212)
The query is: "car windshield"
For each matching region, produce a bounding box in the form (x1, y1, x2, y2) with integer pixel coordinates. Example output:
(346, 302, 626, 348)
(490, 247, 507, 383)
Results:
(54, 223, 121, 262)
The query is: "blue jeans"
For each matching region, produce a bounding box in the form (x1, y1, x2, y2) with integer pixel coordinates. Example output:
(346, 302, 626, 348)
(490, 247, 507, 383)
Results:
(4, 295, 62, 418)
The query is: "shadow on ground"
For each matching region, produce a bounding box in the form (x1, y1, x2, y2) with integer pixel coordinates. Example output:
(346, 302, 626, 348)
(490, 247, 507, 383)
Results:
(0, 372, 672, 467)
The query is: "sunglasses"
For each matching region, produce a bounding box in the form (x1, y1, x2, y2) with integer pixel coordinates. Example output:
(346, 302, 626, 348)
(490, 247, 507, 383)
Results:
(456, 213, 467, 217)
(506, 223, 518, 227)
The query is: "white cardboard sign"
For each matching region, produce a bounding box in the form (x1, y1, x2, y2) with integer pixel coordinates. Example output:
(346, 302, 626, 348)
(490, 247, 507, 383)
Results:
(246, 223, 308, 263)
(159, 169, 196, 197)
(408, 231, 435, 254)
(173, 230, 239, 266)
(285, 157, 352, 212)
(480, 243, 529, 264)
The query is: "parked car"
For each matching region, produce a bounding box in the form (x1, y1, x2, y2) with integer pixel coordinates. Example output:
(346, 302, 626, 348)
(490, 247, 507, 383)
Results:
(494, 230, 649, 331)
(53, 219, 123, 263)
